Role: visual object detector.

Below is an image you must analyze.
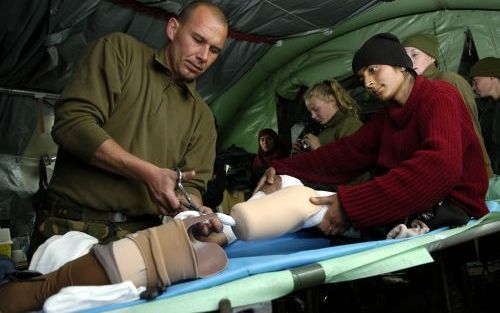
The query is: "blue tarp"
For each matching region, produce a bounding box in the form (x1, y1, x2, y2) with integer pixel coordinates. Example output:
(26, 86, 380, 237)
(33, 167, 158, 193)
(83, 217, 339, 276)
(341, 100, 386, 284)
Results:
(83, 200, 500, 312)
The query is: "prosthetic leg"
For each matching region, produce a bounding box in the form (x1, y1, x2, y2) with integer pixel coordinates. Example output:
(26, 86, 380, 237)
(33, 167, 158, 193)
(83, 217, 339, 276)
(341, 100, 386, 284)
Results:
(0, 215, 227, 313)
(231, 185, 330, 241)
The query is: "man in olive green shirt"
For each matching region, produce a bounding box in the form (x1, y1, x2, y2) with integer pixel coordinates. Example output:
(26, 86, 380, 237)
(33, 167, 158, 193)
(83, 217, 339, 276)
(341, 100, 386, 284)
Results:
(403, 33, 493, 177)
(29, 1, 228, 256)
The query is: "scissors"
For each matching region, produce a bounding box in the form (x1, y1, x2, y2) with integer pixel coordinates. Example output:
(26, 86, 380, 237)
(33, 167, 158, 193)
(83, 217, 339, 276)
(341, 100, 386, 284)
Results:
(175, 168, 201, 212)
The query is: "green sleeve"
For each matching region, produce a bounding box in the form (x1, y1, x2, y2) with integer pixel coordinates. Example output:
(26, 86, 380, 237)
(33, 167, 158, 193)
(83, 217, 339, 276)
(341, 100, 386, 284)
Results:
(339, 117, 363, 137)
(181, 106, 217, 199)
(52, 35, 126, 162)
(440, 72, 478, 121)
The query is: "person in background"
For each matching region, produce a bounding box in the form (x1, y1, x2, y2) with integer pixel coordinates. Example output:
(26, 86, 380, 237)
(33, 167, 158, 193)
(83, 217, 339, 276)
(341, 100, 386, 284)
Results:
(28, 1, 228, 258)
(470, 57, 500, 174)
(292, 79, 362, 154)
(255, 33, 489, 237)
(402, 33, 493, 177)
(292, 79, 370, 187)
(251, 129, 288, 185)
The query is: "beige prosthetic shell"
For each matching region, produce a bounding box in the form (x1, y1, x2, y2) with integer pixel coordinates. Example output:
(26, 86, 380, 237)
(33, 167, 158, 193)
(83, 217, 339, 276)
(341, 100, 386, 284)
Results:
(112, 237, 147, 287)
(231, 185, 322, 240)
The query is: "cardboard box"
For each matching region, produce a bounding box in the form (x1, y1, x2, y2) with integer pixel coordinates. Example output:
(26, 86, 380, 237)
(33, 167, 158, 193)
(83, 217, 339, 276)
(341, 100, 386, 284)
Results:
(0, 227, 13, 258)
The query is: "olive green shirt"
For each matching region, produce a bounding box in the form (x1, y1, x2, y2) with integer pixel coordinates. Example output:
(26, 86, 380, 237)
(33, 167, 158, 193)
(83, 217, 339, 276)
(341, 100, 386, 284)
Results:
(317, 110, 363, 145)
(48, 33, 217, 216)
(314, 111, 368, 186)
(423, 64, 493, 177)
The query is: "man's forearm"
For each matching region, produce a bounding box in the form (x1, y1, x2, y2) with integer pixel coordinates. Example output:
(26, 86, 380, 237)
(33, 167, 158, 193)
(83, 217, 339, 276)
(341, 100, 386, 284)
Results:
(90, 138, 156, 183)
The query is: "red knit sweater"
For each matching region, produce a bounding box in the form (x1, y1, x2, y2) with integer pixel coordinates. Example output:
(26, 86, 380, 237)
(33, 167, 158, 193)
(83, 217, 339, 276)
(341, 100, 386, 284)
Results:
(272, 76, 489, 228)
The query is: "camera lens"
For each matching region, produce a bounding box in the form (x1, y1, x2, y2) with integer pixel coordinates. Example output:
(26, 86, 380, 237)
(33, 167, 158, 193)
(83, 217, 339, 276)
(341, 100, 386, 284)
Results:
(301, 140, 310, 150)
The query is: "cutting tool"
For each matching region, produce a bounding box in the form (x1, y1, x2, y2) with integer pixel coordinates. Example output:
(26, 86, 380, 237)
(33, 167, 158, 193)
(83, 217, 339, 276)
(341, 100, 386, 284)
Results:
(176, 168, 201, 212)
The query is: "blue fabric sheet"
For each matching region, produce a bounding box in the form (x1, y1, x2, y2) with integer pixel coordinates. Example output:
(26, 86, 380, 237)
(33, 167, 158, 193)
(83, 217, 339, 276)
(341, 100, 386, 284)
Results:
(86, 228, 446, 313)
(85, 200, 500, 312)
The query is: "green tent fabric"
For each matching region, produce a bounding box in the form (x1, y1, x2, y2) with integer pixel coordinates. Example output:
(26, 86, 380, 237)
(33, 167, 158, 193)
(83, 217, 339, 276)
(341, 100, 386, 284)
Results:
(212, 0, 500, 153)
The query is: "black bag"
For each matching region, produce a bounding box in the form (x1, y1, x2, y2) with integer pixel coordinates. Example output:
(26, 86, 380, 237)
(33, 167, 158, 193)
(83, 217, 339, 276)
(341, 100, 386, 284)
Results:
(1, 255, 44, 286)
(410, 200, 470, 230)
(216, 145, 255, 191)
(202, 157, 228, 209)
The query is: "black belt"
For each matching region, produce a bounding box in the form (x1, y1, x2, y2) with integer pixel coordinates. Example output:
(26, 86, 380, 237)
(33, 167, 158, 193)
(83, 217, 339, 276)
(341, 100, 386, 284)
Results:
(44, 199, 157, 223)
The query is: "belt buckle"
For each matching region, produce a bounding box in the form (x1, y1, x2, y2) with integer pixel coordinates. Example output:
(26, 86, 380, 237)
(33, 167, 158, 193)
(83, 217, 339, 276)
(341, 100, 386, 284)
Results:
(109, 212, 127, 223)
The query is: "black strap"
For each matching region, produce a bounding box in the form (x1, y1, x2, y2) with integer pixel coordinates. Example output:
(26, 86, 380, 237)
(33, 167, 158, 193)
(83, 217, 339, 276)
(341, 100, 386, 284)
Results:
(1, 270, 44, 287)
(32, 155, 51, 210)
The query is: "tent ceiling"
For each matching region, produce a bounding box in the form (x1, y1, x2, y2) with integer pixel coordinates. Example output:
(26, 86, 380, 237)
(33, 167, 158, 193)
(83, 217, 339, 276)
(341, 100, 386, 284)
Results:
(0, 0, 381, 101)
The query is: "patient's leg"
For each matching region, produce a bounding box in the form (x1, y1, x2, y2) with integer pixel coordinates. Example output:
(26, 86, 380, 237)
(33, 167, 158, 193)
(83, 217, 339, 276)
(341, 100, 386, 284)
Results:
(0, 218, 226, 313)
(231, 185, 328, 240)
(0, 253, 109, 313)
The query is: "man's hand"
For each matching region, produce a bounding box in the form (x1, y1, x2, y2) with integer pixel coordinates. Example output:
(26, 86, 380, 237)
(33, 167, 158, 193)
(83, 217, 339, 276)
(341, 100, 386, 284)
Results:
(253, 167, 282, 194)
(91, 139, 193, 215)
(310, 194, 348, 236)
(174, 204, 225, 237)
(145, 168, 193, 215)
(189, 205, 224, 236)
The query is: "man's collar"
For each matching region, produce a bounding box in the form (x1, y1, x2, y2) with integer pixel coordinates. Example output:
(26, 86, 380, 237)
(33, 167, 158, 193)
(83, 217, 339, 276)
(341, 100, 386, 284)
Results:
(154, 49, 198, 99)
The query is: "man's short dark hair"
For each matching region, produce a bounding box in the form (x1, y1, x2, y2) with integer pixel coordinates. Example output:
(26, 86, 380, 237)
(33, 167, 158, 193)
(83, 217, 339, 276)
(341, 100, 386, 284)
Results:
(178, 1, 227, 26)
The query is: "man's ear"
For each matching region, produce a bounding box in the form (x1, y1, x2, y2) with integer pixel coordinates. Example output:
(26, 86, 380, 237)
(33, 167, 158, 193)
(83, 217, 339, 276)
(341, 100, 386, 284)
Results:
(166, 18, 179, 41)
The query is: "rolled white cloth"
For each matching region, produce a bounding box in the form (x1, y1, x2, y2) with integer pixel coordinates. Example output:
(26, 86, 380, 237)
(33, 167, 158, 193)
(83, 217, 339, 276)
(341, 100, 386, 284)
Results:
(29, 231, 98, 274)
(43, 280, 145, 313)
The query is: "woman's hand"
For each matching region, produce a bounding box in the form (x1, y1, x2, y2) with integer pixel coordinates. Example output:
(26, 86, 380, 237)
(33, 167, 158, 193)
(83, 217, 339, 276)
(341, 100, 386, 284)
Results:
(291, 140, 302, 155)
(310, 194, 348, 236)
(303, 134, 321, 150)
(253, 167, 282, 194)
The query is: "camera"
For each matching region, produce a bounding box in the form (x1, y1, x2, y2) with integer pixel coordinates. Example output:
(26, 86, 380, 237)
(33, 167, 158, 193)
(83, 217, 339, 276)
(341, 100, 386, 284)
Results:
(299, 139, 311, 151)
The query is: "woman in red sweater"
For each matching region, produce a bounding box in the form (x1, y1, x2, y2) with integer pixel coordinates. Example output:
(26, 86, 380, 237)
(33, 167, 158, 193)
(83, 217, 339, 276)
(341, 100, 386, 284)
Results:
(255, 33, 489, 236)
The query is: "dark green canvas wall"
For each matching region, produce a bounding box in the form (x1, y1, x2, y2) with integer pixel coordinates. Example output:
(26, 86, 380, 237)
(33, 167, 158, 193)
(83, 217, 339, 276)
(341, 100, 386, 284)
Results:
(212, 0, 500, 153)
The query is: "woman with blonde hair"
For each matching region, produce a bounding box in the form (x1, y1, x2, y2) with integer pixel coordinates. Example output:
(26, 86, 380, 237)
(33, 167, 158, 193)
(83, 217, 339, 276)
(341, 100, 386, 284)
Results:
(293, 79, 362, 154)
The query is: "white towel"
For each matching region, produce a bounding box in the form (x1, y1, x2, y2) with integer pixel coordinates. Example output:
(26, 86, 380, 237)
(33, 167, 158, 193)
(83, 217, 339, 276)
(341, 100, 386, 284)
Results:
(43, 281, 145, 313)
(29, 231, 98, 274)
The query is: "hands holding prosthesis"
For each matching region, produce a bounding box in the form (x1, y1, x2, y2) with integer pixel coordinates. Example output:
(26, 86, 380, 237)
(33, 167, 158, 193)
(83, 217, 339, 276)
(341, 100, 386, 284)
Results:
(176, 166, 351, 246)
(248, 167, 349, 238)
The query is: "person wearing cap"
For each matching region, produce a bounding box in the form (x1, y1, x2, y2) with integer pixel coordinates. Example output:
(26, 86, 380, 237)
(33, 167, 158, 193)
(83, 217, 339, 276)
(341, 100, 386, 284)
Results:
(471, 57, 500, 100)
(255, 33, 489, 237)
(470, 57, 500, 174)
(403, 33, 493, 177)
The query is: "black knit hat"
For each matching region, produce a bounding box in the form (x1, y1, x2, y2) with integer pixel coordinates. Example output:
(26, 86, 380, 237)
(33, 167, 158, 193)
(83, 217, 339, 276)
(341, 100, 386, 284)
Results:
(352, 33, 415, 75)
